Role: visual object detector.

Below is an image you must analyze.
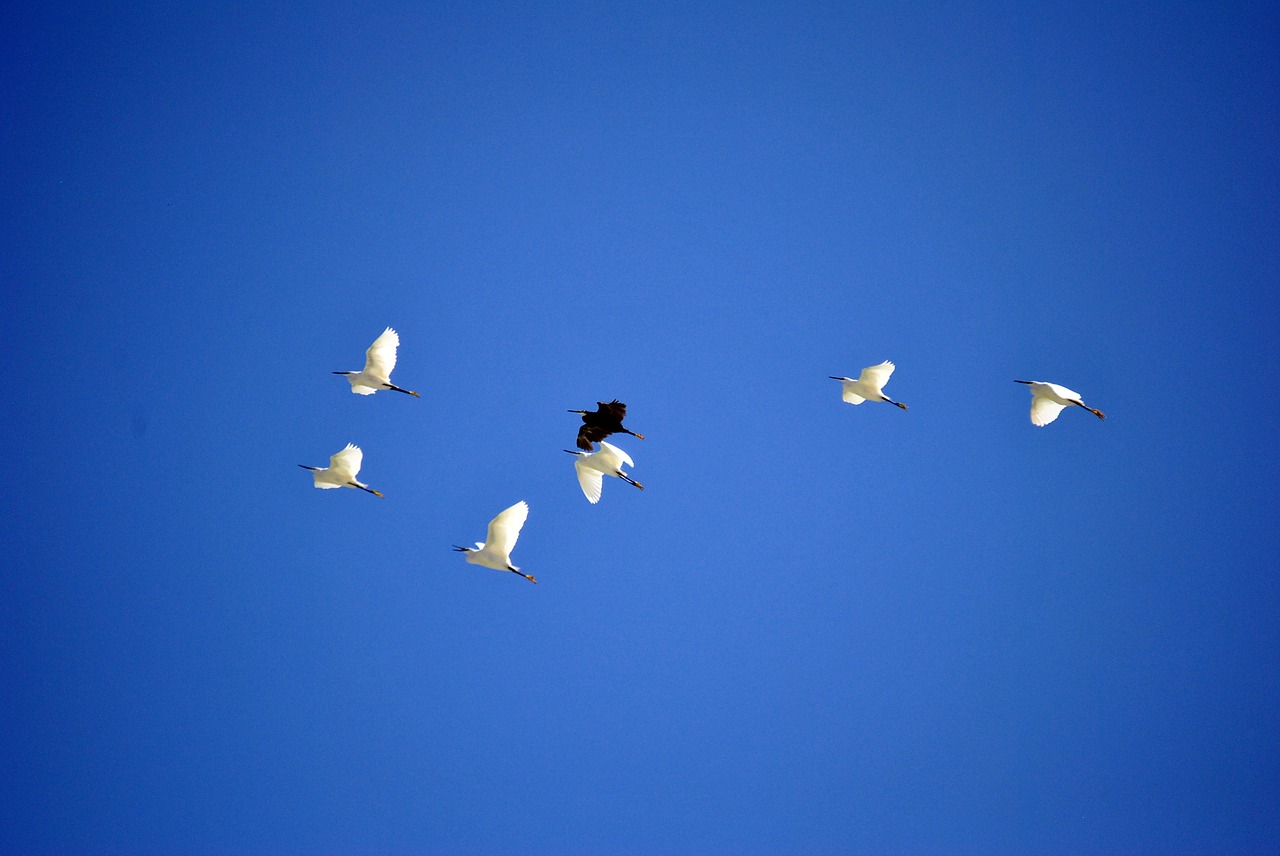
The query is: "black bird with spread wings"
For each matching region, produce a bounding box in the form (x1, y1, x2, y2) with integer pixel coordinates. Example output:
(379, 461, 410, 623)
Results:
(569, 400, 646, 451)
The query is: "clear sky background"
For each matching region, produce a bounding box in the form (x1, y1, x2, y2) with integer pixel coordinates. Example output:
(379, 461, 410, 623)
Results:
(3, 2, 1278, 853)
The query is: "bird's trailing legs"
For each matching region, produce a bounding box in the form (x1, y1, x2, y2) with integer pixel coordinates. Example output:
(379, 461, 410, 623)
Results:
(1074, 401, 1106, 420)
(882, 397, 908, 411)
(383, 383, 421, 397)
(510, 569, 537, 584)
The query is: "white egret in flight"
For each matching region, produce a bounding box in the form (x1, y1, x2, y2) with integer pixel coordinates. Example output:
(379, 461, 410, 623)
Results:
(1015, 380, 1105, 426)
(298, 443, 383, 497)
(829, 361, 908, 410)
(565, 441, 643, 504)
(334, 327, 420, 397)
(453, 501, 534, 583)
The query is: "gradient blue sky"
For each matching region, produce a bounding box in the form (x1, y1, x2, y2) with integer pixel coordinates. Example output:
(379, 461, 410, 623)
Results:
(4, 2, 1278, 853)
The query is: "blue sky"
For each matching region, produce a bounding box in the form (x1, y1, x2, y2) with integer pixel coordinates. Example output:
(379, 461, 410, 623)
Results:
(3, 2, 1278, 853)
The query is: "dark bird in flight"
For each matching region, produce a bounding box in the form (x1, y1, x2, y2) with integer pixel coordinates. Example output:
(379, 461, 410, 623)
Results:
(569, 399, 645, 451)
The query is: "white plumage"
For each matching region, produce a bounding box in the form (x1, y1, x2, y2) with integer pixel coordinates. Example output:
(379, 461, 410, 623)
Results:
(453, 501, 535, 583)
(829, 361, 908, 410)
(1016, 380, 1106, 426)
(566, 441, 644, 504)
(298, 443, 383, 497)
(333, 327, 420, 397)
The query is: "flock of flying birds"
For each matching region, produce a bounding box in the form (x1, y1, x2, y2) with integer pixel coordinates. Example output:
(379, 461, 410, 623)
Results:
(301, 329, 1106, 585)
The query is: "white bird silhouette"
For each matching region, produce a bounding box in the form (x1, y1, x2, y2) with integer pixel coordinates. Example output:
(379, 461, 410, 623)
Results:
(333, 327, 419, 397)
(829, 361, 908, 410)
(565, 441, 644, 504)
(1015, 380, 1105, 426)
(298, 443, 383, 497)
(453, 501, 534, 583)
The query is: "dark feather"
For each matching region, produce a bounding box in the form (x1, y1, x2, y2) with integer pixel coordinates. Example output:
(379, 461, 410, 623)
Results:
(572, 399, 641, 450)
(576, 423, 608, 451)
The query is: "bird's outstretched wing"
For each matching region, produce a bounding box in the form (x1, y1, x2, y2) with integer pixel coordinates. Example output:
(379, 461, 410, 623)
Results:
(574, 461, 604, 504)
(1030, 397, 1067, 426)
(598, 440, 633, 468)
(858, 360, 895, 389)
(577, 423, 607, 451)
(599, 400, 627, 420)
(841, 383, 866, 405)
(1045, 382, 1081, 402)
(328, 443, 363, 479)
(363, 327, 400, 378)
(486, 501, 529, 554)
